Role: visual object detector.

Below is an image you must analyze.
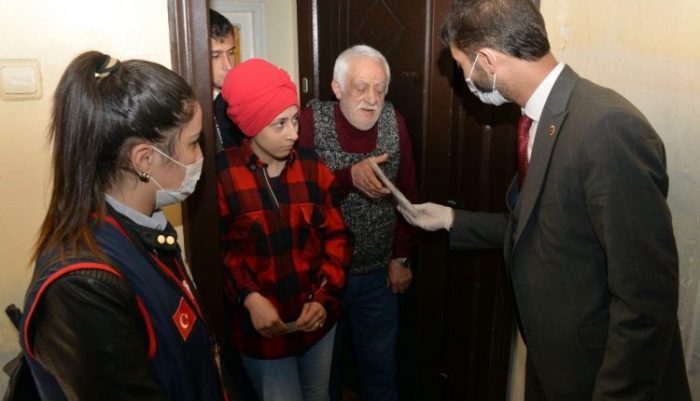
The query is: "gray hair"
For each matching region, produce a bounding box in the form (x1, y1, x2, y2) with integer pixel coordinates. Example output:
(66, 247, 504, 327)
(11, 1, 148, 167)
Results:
(333, 45, 391, 93)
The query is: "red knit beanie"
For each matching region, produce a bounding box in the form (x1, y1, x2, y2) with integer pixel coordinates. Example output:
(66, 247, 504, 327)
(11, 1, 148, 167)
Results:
(221, 58, 299, 137)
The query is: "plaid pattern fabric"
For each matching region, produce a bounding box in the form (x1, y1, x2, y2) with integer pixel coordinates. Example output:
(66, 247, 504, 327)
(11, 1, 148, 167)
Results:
(217, 141, 352, 359)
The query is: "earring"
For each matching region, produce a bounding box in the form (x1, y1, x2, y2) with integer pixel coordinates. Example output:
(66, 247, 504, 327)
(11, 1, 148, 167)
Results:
(138, 170, 150, 183)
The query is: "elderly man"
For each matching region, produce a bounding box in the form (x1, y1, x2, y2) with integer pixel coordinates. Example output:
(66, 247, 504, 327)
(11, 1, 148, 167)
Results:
(399, 0, 691, 400)
(298, 44, 418, 401)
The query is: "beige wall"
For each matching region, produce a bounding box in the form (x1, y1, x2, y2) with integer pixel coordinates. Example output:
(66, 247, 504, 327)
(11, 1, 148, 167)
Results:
(264, 0, 299, 83)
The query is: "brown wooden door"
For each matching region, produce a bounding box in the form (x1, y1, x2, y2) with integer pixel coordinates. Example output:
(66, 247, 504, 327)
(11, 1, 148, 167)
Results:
(297, 1, 519, 400)
(167, 0, 227, 346)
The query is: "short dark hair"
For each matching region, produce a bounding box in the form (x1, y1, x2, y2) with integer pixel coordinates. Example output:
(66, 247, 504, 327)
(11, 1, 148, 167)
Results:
(210, 9, 234, 41)
(33, 51, 196, 262)
(441, 0, 550, 61)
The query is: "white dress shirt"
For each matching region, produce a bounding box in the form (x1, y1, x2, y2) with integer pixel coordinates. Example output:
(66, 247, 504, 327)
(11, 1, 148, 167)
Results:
(522, 62, 566, 161)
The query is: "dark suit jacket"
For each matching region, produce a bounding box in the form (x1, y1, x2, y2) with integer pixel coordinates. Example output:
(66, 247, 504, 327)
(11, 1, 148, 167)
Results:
(214, 93, 244, 150)
(449, 66, 690, 400)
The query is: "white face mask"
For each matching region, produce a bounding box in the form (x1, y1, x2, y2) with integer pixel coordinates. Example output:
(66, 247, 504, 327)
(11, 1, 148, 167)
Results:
(149, 146, 203, 208)
(465, 53, 510, 106)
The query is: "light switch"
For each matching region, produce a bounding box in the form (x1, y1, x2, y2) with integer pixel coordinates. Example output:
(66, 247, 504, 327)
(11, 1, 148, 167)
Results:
(0, 59, 43, 100)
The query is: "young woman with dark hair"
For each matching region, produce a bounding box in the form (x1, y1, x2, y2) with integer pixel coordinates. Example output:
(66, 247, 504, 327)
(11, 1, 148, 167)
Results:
(20, 50, 231, 401)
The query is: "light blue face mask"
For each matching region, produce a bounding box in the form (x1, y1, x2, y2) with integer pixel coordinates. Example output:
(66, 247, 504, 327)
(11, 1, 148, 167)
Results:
(149, 146, 203, 208)
(465, 53, 510, 106)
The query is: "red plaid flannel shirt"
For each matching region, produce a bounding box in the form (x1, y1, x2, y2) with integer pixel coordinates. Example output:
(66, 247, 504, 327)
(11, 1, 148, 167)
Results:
(217, 141, 352, 359)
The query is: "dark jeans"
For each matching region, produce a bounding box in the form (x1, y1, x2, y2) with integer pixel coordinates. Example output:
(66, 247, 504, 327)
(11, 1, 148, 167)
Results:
(331, 268, 399, 401)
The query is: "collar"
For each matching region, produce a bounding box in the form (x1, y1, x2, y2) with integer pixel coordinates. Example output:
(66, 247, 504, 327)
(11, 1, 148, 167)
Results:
(522, 62, 566, 121)
(105, 195, 179, 252)
(213, 88, 221, 101)
(239, 138, 298, 172)
(105, 194, 167, 230)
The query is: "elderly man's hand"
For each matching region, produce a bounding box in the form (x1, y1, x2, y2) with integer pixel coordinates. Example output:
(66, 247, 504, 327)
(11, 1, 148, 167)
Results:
(387, 259, 412, 294)
(351, 153, 392, 198)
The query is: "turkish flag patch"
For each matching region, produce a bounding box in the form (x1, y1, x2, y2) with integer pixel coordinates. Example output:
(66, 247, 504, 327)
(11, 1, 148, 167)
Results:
(173, 297, 197, 341)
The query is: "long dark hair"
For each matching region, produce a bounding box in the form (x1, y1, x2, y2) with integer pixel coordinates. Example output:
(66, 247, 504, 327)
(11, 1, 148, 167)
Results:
(33, 51, 196, 262)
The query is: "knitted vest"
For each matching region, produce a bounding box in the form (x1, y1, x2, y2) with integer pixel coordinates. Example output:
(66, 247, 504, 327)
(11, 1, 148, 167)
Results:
(311, 100, 399, 275)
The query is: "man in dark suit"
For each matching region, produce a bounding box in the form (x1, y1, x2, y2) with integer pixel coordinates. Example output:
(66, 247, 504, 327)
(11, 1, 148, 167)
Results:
(398, 0, 691, 400)
(210, 9, 243, 150)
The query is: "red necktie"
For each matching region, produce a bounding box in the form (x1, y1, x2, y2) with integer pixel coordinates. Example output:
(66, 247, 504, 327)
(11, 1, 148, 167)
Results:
(517, 114, 533, 189)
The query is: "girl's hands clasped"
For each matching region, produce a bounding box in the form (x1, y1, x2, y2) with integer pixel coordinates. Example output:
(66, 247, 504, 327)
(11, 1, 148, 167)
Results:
(295, 301, 327, 332)
(244, 292, 289, 338)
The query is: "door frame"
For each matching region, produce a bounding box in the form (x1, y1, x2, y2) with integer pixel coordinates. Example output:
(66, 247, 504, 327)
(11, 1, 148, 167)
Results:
(167, 0, 226, 342)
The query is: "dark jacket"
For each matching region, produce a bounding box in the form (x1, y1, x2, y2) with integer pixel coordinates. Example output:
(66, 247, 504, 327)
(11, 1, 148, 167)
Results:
(20, 208, 230, 401)
(215, 93, 244, 150)
(450, 66, 690, 400)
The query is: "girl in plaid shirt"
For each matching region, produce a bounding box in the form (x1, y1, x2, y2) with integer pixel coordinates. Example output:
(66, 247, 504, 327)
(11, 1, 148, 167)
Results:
(217, 59, 352, 401)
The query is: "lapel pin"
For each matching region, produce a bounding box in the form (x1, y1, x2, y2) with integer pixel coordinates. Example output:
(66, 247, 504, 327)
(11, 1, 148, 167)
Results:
(548, 125, 556, 136)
